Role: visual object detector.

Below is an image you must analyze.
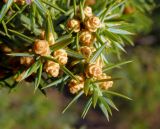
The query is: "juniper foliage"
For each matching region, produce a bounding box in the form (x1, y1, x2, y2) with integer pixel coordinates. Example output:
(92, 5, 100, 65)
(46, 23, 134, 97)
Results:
(0, 0, 154, 120)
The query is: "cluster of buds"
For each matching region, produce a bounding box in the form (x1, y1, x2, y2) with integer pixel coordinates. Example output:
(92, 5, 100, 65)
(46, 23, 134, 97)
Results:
(67, 6, 101, 33)
(68, 60, 113, 94)
(66, 6, 100, 59)
(66, 5, 112, 94)
(68, 75, 84, 94)
(34, 33, 68, 77)
(19, 31, 68, 80)
(33, 39, 68, 78)
(44, 49, 68, 77)
(85, 57, 113, 91)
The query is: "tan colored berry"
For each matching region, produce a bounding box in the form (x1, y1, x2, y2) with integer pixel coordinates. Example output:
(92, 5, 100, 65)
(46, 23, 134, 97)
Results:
(97, 73, 113, 90)
(85, 16, 101, 32)
(53, 49, 68, 65)
(67, 19, 80, 32)
(84, 6, 93, 17)
(80, 46, 92, 58)
(79, 30, 94, 46)
(68, 75, 84, 94)
(86, 63, 102, 78)
(33, 39, 50, 56)
(20, 56, 34, 66)
(44, 61, 60, 77)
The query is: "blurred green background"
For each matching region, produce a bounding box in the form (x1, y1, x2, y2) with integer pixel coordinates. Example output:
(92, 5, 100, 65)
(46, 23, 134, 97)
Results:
(0, 1, 160, 129)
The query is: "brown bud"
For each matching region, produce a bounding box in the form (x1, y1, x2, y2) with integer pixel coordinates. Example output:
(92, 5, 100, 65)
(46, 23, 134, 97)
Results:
(16, 0, 25, 4)
(68, 75, 84, 94)
(20, 56, 34, 66)
(1, 46, 12, 53)
(40, 31, 55, 46)
(40, 30, 45, 40)
(79, 30, 94, 46)
(85, 0, 96, 6)
(84, 6, 93, 18)
(33, 39, 50, 56)
(44, 61, 60, 77)
(85, 16, 101, 32)
(86, 63, 102, 78)
(97, 73, 113, 90)
(67, 19, 80, 32)
(53, 49, 68, 65)
(80, 46, 92, 58)
(124, 6, 135, 14)
(4, 0, 26, 4)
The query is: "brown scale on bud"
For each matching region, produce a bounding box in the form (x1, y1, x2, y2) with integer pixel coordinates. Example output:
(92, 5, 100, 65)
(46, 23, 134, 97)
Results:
(85, 16, 101, 32)
(44, 61, 60, 77)
(97, 73, 113, 90)
(40, 31, 55, 46)
(85, 63, 102, 78)
(79, 30, 94, 46)
(68, 75, 84, 94)
(80, 46, 92, 58)
(84, 6, 93, 18)
(53, 49, 68, 65)
(85, 0, 96, 6)
(33, 39, 50, 56)
(20, 56, 34, 67)
(67, 19, 80, 32)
